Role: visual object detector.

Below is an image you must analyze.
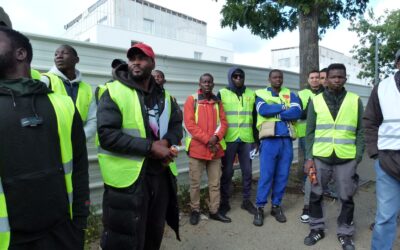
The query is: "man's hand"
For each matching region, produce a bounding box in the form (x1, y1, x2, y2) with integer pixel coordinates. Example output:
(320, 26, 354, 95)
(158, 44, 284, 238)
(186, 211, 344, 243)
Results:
(209, 144, 219, 154)
(304, 159, 315, 174)
(208, 135, 218, 146)
(150, 140, 173, 161)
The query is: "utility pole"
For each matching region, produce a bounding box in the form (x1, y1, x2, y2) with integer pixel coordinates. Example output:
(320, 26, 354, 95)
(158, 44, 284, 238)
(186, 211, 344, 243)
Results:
(374, 36, 379, 85)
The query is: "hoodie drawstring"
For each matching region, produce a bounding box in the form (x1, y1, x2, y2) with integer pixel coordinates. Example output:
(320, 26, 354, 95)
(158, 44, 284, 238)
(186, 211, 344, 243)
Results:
(7, 88, 16, 108)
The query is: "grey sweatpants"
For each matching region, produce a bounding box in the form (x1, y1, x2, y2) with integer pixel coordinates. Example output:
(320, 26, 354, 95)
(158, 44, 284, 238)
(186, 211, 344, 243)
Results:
(309, 158, 358, 236)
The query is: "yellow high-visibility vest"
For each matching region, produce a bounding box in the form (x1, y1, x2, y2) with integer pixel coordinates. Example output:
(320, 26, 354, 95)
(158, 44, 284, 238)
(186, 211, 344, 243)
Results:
(296, 89, 315, 137)
(30, 69, 41, 80)
(220, 88, 255, 143)
(43, 73, 93, 122)
(98, 81, 177, 189)
(312, 92, 359, 159)
(0, 93, 75, 250)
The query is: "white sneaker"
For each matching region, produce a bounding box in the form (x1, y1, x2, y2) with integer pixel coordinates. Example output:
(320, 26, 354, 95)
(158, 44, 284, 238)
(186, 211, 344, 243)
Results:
(300, 208, 310, 223)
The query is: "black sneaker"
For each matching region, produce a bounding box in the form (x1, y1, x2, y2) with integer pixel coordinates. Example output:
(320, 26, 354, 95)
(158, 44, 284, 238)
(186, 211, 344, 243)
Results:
(300, 206, 310, 223)
(304, 229, 325, 246)
(271, 205, 287, 223)
(241, 199, 257, 215)
(189, 211, 200, 225)
(253, 207, 264, 226)
(338, 235, 355, 250)
(219, 202, 231, 216)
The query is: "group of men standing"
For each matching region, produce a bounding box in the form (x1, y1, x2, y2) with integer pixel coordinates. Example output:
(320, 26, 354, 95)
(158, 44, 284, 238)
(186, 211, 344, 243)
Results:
(1, 6, 400, 250)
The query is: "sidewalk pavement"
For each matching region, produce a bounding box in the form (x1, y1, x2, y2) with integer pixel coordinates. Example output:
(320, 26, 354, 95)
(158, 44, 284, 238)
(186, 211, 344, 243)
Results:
(160, 156, 400, 250)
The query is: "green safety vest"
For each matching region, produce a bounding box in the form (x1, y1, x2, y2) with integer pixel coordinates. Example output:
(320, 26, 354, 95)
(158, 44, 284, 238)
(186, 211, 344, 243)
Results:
(312, 92, 359, 159)
(296, 89, 315, 137)
(255, 87, 292, 131)
(43, 73, 93, 122)
(98, 81, 177, 189)
(219, 88, 255, 143)
(30, 69, 41, 80)
(0, 93, 75, 250)
(185, 94, 226, 152)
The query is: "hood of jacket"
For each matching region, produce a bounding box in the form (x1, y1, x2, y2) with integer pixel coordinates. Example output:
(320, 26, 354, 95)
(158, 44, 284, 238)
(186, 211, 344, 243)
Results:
(0, 78, 51, 96)
(112, 63, 158, 94)
(227, 66, 246, 96)
(49, 65, 82, 83)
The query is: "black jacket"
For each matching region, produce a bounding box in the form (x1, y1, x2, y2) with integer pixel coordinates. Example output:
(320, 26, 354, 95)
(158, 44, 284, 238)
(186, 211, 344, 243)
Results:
(0, 78, 89, 244)
(97, 64, 183, 239)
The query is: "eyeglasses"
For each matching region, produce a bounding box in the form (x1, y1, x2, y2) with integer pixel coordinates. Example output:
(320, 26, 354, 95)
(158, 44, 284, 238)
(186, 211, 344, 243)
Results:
(232, 74, 244, 79)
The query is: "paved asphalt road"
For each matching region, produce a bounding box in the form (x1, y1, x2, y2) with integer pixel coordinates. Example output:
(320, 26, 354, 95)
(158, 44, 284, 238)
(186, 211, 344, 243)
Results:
(160, 156, 400, 250)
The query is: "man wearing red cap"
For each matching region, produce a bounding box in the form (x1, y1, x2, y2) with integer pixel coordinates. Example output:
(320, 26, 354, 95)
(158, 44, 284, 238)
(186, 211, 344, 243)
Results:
(97, 43, 183, 250)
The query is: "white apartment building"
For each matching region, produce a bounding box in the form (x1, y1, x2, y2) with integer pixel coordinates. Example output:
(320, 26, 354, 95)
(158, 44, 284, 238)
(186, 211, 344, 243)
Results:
(63, 0, 234, 63)
(271, 46, 369, 86)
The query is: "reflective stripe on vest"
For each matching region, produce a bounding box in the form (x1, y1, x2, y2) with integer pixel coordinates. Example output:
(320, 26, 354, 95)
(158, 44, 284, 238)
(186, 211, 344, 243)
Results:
(295, 89, 315, 137)
(159, 91, 178, 176)
(43, 73, 93, 122)
(185, 94, 226, 152)
(220, 88, 255, 143)
(97, 81, 176, 188)
(0, 93, 75, 250)
(255, 87, 291, 130)
(48, 93, 75, 217)
(312, 92, 359, 159)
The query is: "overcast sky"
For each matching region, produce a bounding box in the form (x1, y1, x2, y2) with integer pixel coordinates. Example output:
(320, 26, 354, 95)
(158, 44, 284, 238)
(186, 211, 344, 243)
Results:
(1, 0, 399, 67)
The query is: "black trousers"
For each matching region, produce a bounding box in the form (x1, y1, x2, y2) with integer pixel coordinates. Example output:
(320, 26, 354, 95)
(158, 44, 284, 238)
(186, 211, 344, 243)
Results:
(221, 142, 253, 203)
(9, 219, 84, 250)
(101, 171, 171, 250)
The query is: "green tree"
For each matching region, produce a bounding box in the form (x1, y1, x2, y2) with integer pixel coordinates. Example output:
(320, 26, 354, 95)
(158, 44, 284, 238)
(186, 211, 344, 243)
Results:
(350, 9, 400, 84)
(220, 0, 369, 88)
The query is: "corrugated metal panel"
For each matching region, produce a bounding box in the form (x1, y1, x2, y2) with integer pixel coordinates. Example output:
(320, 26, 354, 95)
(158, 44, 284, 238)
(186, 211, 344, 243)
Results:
(26, 33, 371, 206)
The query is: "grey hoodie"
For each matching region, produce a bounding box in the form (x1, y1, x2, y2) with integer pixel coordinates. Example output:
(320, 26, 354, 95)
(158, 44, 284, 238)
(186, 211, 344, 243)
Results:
(41, 66, 97, 141)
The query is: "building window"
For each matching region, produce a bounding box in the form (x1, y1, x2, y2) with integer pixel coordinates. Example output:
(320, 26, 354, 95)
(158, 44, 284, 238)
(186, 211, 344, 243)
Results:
(194, 51, 202, 60)
(143, 18, 154, 34)
(278, 58, 290, 67)
(220, 56, 228, 62)
(295, 56, 299, 66)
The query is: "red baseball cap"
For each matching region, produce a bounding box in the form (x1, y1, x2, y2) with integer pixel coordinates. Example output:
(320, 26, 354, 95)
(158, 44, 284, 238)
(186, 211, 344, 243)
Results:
(127, 43, 155, 60)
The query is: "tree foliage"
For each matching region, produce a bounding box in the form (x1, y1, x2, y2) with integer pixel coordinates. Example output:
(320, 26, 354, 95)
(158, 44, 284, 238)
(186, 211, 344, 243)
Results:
(350, 9, 400, 83)
(221, 0, 368, 38)
(220, 0, 368, 87)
